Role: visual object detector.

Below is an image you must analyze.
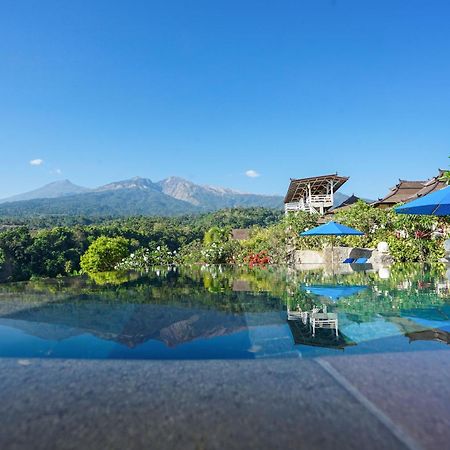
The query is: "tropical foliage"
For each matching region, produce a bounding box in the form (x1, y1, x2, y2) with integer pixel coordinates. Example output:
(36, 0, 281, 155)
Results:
(335, 200, 448, 262)
(439, 156, 450, 184)
(0, 208, 280, 282)
(115, 245, 178, 271)
(80, 237, 131, 273)
(0, 202, 449, 282)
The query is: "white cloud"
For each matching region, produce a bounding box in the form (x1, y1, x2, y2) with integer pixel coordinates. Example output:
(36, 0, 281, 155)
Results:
(245, 169, 260, 178)
(30, 159, 44, 166)
(54, 168, 62, 175)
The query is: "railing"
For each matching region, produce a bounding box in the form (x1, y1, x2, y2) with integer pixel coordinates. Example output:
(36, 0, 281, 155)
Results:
(285, 201, 305, 212)
(285, 195, 334, 215)
(308, 194, 333, 205)
(284, 202, 320, 214)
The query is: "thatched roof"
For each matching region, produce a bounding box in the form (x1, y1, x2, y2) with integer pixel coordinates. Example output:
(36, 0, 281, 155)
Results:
(409, 169, 447, 200)
(284, 174, 349, 204)
(231, 229, 251, 241)
(372, 180, 426, 208)
(328, 194, 365, 214)
(373, 170, 448, 209)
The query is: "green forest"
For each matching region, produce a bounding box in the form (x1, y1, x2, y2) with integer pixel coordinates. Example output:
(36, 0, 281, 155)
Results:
(0, 208, 282, 282)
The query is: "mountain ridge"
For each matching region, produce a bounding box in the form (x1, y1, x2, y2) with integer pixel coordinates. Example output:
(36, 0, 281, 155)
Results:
(0, 180, 90, 204)
(94, 176, 162, 193)
(0, 176, 350, 217)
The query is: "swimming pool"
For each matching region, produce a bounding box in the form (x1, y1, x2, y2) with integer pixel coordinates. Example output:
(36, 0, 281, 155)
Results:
(0, 264, 449, 359)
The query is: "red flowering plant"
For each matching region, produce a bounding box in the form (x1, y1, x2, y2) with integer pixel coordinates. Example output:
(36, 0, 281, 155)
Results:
(244, 250, 271, 269)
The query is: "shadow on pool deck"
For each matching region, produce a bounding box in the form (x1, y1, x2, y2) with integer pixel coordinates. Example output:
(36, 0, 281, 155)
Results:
(0, 351, 449, 450)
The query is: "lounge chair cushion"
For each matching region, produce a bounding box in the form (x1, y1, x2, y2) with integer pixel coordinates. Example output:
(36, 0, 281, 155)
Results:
(343, 258, 355, 263)
(354, 257, 368, 264)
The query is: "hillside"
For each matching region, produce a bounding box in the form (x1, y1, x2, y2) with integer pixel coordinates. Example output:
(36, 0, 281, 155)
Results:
(158, 176, 283, 210)
(0, 185, 197, 218)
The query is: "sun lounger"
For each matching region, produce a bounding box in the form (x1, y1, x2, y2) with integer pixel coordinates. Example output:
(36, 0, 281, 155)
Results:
(353, 257, 368, 264)
(310, 312, 339, 336)
(342, 258, 355, 263)
(287, 306, 309, 324)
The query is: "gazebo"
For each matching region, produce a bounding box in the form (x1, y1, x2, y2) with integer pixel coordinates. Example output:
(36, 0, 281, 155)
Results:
(284, 174, 349, 215)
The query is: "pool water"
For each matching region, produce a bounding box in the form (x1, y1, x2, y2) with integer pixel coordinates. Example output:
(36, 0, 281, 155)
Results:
(0, 265, 449, 359)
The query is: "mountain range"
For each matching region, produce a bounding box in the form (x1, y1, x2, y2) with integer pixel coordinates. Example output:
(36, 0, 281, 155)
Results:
(0, 180, 90, 203)
(0, 176, 349, 217)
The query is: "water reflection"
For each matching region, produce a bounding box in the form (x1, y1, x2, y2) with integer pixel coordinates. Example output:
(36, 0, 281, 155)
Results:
(0, 264, 448, 359)
(303, 285, 368, 301)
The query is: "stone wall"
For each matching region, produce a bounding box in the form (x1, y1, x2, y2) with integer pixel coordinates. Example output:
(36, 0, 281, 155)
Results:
(292, 246, 393, 267)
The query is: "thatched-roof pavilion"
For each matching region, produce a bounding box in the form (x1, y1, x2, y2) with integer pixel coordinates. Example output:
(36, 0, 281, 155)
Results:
(284, 174, 349, 215)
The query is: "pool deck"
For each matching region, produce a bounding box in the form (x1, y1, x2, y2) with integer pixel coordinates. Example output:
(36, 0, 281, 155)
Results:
(1, 351, 449, 450)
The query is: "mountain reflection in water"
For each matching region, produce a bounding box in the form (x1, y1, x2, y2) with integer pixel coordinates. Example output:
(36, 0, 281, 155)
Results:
(0, 264, 449, 359)
(1, 303, 247, 348)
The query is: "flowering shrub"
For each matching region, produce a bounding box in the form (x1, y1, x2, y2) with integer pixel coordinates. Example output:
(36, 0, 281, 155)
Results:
(177, 240, 204, 264)
(245, 250, 271, 268)
(198, 226, 239, 264)
(115, 245, 177, 272)
(201, 242, 228, 264)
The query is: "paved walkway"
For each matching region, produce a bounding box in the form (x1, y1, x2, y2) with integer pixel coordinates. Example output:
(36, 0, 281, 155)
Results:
(0, 351, 449, 450)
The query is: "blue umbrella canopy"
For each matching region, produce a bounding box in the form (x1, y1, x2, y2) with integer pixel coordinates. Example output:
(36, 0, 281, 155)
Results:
(300, 221, 364, 236)
(395, 185, 450, 216)
(302, 285, 368, 301)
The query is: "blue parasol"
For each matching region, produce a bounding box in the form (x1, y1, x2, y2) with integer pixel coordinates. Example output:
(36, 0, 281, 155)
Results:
(300, 221, 364, 236)
(302, 285, 368, 301)
(395, 185, 450, 216)
(300, 221, 364, 264)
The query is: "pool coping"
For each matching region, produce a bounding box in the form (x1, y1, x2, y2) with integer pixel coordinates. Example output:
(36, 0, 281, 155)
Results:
(1, 351, 449, 449)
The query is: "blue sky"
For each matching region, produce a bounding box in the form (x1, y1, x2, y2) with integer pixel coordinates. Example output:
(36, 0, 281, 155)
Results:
(0, 0, 449, 199)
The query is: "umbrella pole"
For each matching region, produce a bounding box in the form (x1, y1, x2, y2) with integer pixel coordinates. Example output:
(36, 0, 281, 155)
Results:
(331, 236, 335, 267)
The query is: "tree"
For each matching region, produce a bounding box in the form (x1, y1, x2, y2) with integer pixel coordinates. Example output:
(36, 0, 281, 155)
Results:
(440, 156, 450, 184)
(0, 248, 5, 269)
(203, 226, 230, 245)
(0, 227, 32, 281)
(27, 227, 83, 278)
(80, 236, 130, 273)
(334, 200, 392, 248)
